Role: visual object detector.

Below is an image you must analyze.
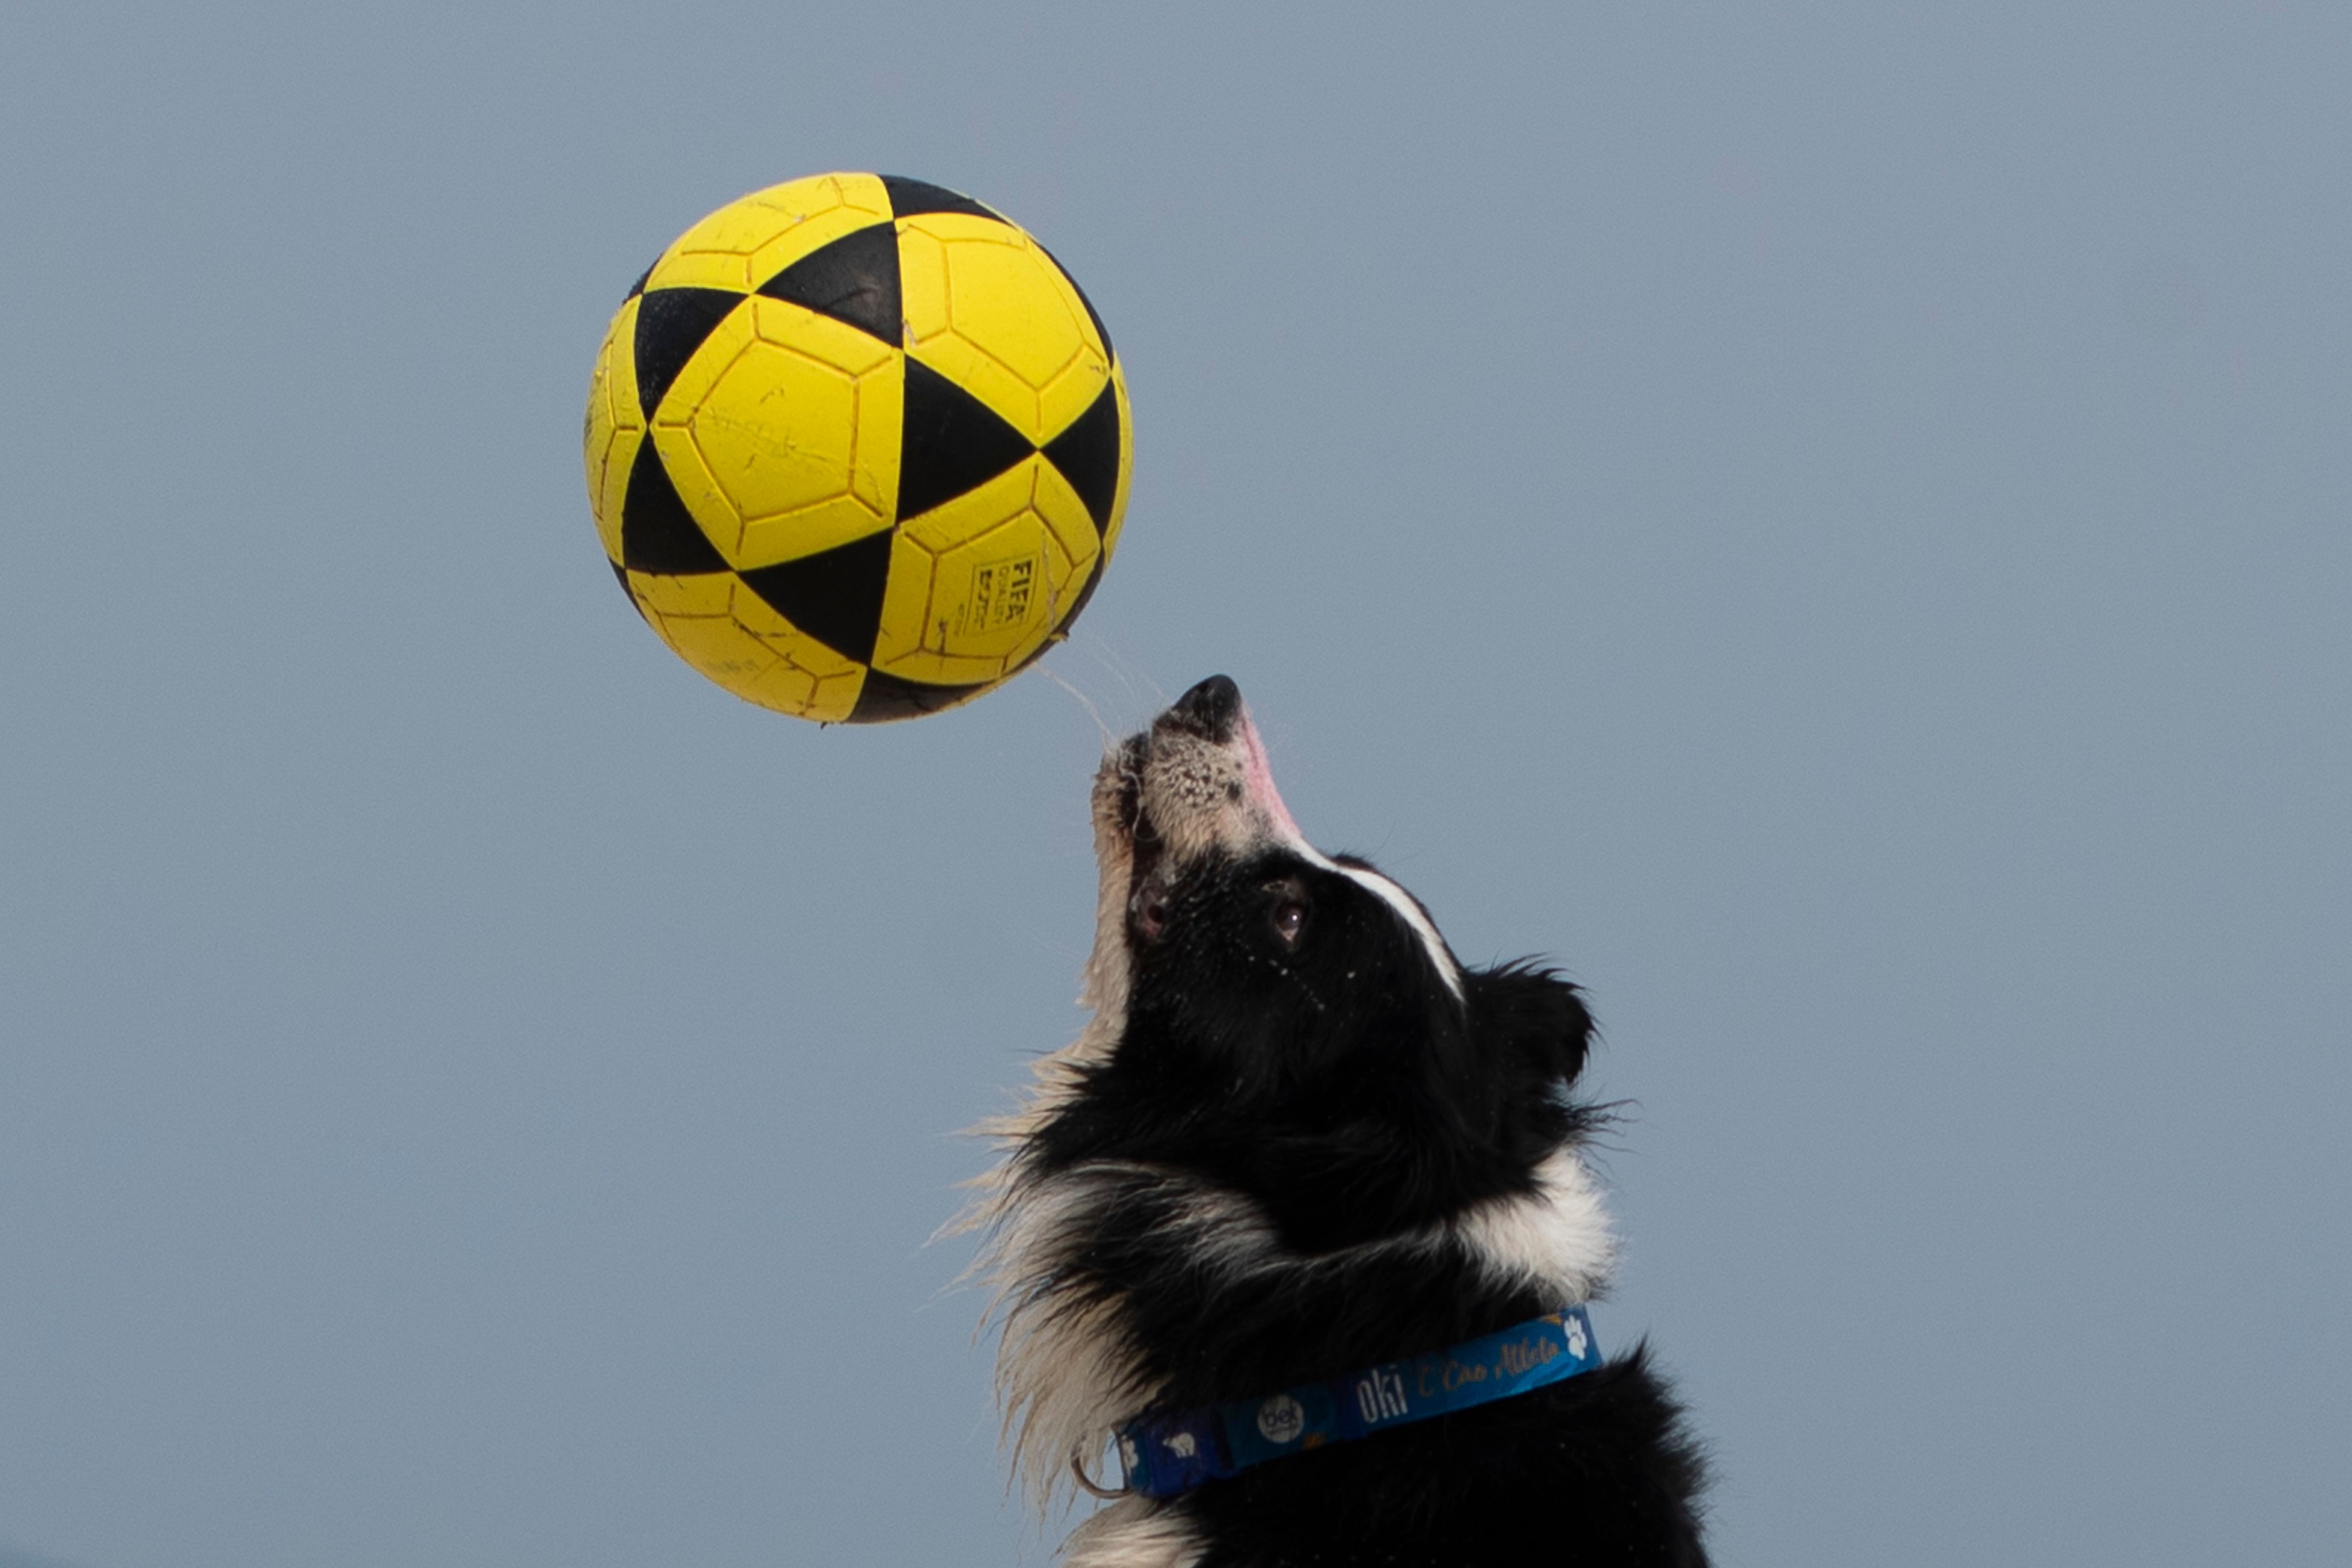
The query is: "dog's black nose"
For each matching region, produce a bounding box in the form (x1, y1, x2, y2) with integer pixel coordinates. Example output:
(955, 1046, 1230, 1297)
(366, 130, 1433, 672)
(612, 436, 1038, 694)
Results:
(1163, 674, 1242, 740)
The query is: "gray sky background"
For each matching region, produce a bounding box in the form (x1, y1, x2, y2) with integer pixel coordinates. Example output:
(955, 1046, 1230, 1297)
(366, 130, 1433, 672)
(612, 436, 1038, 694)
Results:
(3, 4, 2347, 1565)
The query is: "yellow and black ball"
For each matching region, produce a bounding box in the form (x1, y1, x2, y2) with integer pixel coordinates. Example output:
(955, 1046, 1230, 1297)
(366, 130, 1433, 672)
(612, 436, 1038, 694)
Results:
(584, 173, 1131, 723)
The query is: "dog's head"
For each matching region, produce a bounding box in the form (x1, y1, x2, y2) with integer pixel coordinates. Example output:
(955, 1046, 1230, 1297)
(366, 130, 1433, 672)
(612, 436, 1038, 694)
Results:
(1071, 677, 1593, 1185)
(1092, 675, 1465, 1077)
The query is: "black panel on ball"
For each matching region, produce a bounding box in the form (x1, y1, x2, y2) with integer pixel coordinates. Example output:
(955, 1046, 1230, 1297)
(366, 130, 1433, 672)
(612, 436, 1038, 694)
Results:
(620, 443, 729, 576)
(736, 528, 897, 667)
(756, 222, 903, 345)
(632, 287, 743, 419)
(1038, 244, 1114, 364)
(1046, 551, 1104, 639)
(847, 667, 991, 723)
(898, 358, 1037, 519)
(609, 559, 649, 621)
(1041, 379, 1123, 536)
(880, 175, 1002, 223)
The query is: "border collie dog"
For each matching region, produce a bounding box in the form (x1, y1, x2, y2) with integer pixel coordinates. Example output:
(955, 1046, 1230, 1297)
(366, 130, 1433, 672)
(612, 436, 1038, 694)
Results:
(968, 676, 1708, 1567)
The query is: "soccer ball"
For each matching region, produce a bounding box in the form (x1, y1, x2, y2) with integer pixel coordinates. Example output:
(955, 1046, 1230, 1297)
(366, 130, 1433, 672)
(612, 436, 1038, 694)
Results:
(584, 172, 1132, 723)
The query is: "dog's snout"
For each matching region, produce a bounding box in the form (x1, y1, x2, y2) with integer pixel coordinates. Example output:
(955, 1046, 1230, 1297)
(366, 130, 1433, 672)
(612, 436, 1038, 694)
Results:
(1161, 674, 1242, 741)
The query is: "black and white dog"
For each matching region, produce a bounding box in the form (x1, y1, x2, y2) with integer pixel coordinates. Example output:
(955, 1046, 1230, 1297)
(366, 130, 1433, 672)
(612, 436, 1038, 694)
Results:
(967, 676, 1708, 1566)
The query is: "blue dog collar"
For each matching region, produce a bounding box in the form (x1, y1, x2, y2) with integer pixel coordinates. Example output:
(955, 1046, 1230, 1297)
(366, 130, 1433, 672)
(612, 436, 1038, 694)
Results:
(1114, 1306, 1602, 1499)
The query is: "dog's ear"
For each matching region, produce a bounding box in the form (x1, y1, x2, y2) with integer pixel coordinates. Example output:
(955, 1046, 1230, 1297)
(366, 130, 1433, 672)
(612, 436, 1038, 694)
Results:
(1465, 962, 1594, 1087)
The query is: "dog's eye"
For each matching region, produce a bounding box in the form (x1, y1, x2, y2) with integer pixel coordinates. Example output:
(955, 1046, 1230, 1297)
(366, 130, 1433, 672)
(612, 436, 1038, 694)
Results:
(1131, 887, 1170, 943)
(1261, 877, 1308, 947)
(1270, 899, 1307, 946)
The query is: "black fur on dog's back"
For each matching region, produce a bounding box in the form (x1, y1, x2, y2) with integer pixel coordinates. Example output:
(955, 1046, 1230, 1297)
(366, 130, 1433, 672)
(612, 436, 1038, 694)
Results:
(967, 678, 1708, 1566)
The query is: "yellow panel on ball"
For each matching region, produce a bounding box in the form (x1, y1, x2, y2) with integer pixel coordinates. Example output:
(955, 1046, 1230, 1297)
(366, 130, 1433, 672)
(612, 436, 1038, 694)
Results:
(638, 601, 778, 693)
(898, 212, 1108, 443)
(625, 569, 731, 620)
(647, 298, 906, 570)
(583, 296, 643, 566)
(1029, 447, 1105, 585)
(725, 298, 902, 570)
(872, 459, 1090, 686)
(646, 172, 893, 295)
(588, 172, 1133, 723)
(694, 338, 862, 521)
(625, 570, 864, 723)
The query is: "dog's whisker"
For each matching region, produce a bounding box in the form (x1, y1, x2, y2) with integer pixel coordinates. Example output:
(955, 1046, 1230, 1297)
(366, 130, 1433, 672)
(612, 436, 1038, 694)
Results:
(1033, 661, 1118, 748)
